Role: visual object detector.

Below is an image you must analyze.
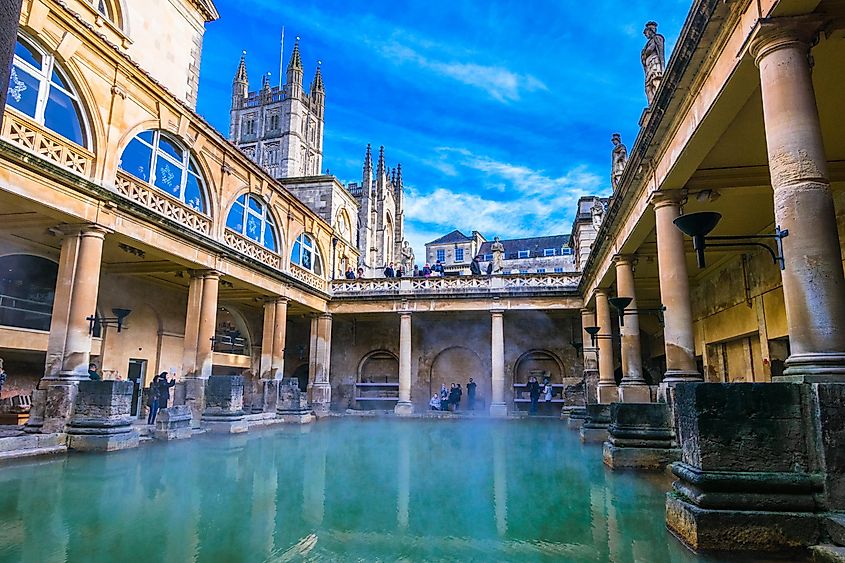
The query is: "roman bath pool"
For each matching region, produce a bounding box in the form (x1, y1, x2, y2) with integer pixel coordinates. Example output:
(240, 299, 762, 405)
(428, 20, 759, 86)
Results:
(0, 419, 755, 562)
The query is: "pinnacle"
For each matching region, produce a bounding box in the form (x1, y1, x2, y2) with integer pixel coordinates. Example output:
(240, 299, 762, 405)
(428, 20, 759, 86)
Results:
(288, 36, 303, 70)
(234, 50, 248, 83)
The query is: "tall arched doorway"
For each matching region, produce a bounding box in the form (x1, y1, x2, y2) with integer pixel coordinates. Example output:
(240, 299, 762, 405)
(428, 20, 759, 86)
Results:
(355, 350, 399, 408)
(430, 347, 488, 409)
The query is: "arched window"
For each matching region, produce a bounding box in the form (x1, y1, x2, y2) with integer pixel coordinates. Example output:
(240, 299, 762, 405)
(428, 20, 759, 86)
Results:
(226, 194, 278, 251)
(290, 233, 323, 275)
(0, 255, 58, 331)
(119, 130, 207, 212)
(7, 34, 88, 147)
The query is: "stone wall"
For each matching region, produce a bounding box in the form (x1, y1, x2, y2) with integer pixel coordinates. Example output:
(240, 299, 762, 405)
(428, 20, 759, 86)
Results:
(329, 311, 582, 411)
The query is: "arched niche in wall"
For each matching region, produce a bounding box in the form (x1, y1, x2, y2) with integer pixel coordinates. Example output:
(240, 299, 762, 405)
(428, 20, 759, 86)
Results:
(429, 346, 488, 406)
(513, 349, 564, 384)
(357, 350, 399, 384)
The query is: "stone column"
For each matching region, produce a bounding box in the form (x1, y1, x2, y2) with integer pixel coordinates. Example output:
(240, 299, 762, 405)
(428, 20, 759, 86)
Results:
(36, 226, 107, 434)
(614, 256, 650, 403)
(394, 311, 413, 416)
(180, 272, 204, 378)
(310, 313, 332, 415)
(595, 289, 618, 403)
(60, 227, 107, 377)
(490, 308, 507, 417)
(259, 299, 276, 379)
(751, 18, 845, 381)
(271, 298, 288, 378)
(652, 191, 701, 388)
(195, 271, 219, 379)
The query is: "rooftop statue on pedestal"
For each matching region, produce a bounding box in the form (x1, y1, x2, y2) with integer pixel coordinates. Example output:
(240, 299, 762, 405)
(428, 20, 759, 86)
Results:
(641, 21, 665, 105)
(401, 240, 415, 272)
(491, 236, 505, 274)
(611, 133, 627, 190)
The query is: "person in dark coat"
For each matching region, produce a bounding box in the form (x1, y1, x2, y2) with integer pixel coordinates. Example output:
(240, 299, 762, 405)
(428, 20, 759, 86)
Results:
(88, 363, 101, 380)
(527, 376, 541, 414)
(345, 267, 356, 279)
(147, 374, 161, 424)
(448, 383, 459, 411)
(467, 378, 477, 410)
(156, 372, 176, 409)
(384, 262, 395, 278)
(486, 262, 493, 275)
(470, 257, 482, 276)
(456, 384, 463, 410)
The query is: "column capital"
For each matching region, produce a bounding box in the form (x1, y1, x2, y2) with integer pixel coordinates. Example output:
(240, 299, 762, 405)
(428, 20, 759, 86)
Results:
(749, 15, 825, 66)
(580, 307, 594, 316)
(593, 287, 610, 298)
(612, 254, 636, 267)
(267, 296, 289, 305)
(490, 308, 505, 316)
(51, 223, 111, 239)
(318, 312, 332, 321)
(397, 310, 412, 318)
(188, 269, 221, 280)
(648, 189, 684, 209)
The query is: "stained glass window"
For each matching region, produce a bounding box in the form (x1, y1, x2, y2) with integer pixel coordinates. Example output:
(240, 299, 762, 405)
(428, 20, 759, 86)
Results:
(7, 35, 88, 147)
(290, 233, 323, 275)
(226, 194, 278, 252)
(118, 130, 207, 213)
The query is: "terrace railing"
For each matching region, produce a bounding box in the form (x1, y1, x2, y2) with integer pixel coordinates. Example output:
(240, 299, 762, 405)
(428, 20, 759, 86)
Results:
(331, 272, 580, 298)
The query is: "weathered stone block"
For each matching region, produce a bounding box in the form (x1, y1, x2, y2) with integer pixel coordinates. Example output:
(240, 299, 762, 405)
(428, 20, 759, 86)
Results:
(154, 405, 192, 441)
(41, 382, 78, 434)
(580, 404, 611, 443)
(201, 376, 247, 433)
(666, 382, 825, 552)
(278, 378, 313, 424)
(67, 381, 139, 452)
(184, 378, 206, 429)
(24, 388, 46, 433)
(566, 406, 587, 429)
(813, 383, 845, 509)
(618, 384, 651, 404)
(603, 402, 679, 470)
(597, 385, 618, 404)
(310, 381, 331, 416)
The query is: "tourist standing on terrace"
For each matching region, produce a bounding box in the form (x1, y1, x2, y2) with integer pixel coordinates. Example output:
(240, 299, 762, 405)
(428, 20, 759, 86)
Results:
(527, 376, 541, 414)
(433, 261, 445, 275)
(344, 267, 355, 279)
(356, 267, 365, 279)
(384, 263, 395, 277)
(413, 265, 420, 277)
(88, 363, 101, 381)
(470, 257, 481, 276)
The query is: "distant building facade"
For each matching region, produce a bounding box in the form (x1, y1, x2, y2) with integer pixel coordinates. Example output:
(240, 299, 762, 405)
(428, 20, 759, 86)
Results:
(425, 232, 577, 274)
(228, 45, 409, 276)
(424, 230, 486, 272)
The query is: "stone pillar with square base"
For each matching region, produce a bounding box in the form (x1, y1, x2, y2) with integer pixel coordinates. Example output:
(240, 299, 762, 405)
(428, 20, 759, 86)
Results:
(28, 226, 107, 434)
(751, 17, 845, 382)
(66, 380, 140, 451)
(580, 403, 611, 443)
(254, 298, 287, 413)
(602, 402, 679, 470)
(665, 382, 825, 552)
(614, 256, 651, 403)
(277, 378, 314, 423)
(595, 290, 618, 404)
(394, 311, 414, 416)
(309, 313, 332, 416)
(651, 191, 702, 402)
(201, 375, 248, 433)
(183, 271, 219, 427)
(490, 309, 508, 417)
(154, 405, 192, 440)
(569, 308, 596, 429)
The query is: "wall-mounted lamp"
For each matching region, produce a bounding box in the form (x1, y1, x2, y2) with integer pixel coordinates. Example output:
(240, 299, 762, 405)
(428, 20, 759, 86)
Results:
(673, 211, 788, 270)
(87, 308, 132, 335)
(584, 326, 609, 348)
(608, 296, 665, 327)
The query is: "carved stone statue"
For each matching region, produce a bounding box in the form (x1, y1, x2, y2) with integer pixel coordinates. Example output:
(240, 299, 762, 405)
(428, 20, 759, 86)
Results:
(591, 201, 605, 231)
(491, 236, 505, 274)
(611, 133, 627, 190)
(400, 240, 415, 271)
(641, 21, 665, 105)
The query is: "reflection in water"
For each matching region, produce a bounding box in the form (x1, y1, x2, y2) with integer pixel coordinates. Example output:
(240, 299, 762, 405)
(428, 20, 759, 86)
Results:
(0, 419, 710, 562)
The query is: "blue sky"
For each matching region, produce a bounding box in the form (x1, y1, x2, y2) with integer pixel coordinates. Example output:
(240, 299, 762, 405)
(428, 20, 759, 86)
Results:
(196, 1, 690, 255)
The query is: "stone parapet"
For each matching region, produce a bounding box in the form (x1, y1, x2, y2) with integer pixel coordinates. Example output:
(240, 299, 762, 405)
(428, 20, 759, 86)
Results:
(66, 381, 140, 451)
(603, 402, 680, 471)
(154, 405, 192, 441)
(665, 382, 828, 552)
(277, 378, 313, 424)
(580, 404, 611, 443)
(201, 376, 247, 433)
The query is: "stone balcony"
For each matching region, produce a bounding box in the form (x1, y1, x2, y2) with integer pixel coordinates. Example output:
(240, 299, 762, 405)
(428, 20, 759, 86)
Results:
(330, 272, 581, 299)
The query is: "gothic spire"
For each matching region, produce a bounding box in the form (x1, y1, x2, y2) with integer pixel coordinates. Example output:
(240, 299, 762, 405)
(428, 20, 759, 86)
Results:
(396, 163, 403, 190)
(377, 145, 386, 178)
(311, 61, 324, 93)
(261, 72, 270, 90)
(391, 167, 396, 186)
(363, 144, 373, 179)
(286, 36, 303, 90)
(287, 36, 303, 71)
(234, 50, 248, 84)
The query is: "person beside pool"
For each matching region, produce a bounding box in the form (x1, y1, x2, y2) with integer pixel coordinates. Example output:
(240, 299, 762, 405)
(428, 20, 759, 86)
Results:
(467, 378, 477, 410)
(430, 394, 441, 410)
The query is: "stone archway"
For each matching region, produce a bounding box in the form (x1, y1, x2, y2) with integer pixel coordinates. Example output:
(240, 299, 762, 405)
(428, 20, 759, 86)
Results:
(430, 346, 488, 408)
(513, 349, 564, 384)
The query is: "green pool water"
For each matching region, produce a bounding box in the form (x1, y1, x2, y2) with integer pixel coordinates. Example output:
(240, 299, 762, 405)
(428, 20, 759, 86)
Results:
(0, 419, 723, 562)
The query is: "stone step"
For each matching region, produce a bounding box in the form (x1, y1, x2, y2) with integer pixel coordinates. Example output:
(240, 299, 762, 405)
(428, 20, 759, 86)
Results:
(0, 444, 67, 462)
(826, 515, 845, 546)
(811, 544, 845, 563)
(0, 433, 65, 453)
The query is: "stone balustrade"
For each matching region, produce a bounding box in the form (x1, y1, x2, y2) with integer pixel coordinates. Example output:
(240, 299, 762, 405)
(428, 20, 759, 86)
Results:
(224, 229, 282, 269)
(331, 272, 580, 298)
(2, 110, 94, 177)
(115, 170, 212, 236)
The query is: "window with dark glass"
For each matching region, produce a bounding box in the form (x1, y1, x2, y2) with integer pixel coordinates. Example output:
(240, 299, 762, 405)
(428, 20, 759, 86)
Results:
(0, 255, 58, 331)
(7, 35, 88, 147)
(118, 130, 207, 212)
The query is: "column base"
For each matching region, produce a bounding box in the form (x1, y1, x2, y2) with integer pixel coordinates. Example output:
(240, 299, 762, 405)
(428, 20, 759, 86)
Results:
(618, 384, 652, 403)
(779, 353, 845, 382)
(603, 443, 680, 470)
(202, 418, 249, 434)
(566, 407, 587, 430)
(394, 401, 414, 416)
(41, 382, 80, 434)
(597, 385, 618, 404)
(154, 405, 193, 441)
(277, 412, 314, 424)
(603, 402, 678, 470)
(489, 403, 508, 418)
(580, 404, 611, 443)
(658, 374, 702, 403)
(68, 431, 140, 452)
